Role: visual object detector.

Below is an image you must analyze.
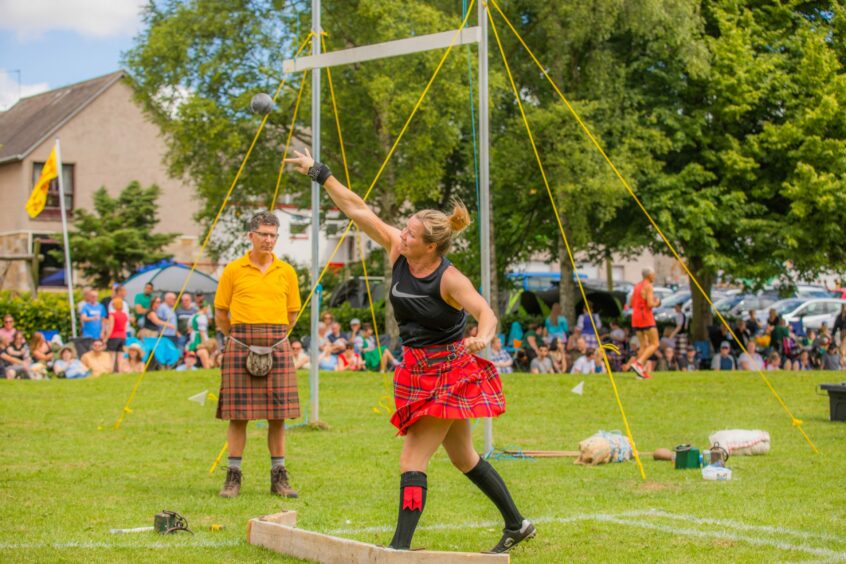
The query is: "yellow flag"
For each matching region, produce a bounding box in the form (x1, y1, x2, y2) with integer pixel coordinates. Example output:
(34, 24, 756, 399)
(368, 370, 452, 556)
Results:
(25, 146, 59, 218)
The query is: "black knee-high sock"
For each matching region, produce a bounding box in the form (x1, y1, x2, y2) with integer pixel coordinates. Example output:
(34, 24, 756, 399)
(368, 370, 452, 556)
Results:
(389, 471, 428, 549)
(464, 458, 524, 530)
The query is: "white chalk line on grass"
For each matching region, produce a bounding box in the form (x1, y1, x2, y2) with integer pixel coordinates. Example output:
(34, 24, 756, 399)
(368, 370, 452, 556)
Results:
(329, 508, 846, 561)
(599, 516, 846, 561)
(0, 539, 241, 550)
(642, 508, 846, 546)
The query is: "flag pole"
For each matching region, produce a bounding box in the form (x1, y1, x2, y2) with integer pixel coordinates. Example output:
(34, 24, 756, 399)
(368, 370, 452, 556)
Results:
(55, 138, 77, 338)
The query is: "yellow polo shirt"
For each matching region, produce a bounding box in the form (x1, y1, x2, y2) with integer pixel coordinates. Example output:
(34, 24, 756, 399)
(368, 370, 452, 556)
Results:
(215, 253, 301, 325)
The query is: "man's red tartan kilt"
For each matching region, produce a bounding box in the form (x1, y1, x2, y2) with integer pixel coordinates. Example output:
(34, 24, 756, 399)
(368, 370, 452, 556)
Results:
(390, 341, 506, 435)
(216, 323, 300, 421)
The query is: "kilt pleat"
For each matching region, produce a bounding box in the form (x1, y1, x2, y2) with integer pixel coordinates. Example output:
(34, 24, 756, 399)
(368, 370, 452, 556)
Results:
(216, 323, 300, 421)
(390, 342, 506, 436)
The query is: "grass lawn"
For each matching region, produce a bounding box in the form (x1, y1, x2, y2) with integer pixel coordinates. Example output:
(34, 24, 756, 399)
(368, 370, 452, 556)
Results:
(1, 368, 845, 562)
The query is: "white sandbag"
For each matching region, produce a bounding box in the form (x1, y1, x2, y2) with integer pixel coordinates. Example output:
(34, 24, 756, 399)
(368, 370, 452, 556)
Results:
(708, 429, 770, 455)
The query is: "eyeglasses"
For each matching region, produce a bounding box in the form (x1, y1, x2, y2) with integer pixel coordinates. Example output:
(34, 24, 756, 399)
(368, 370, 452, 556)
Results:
(251, 231, 278, 240)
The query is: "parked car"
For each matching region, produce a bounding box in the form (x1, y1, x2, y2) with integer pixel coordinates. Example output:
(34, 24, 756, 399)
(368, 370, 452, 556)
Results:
(755, 298, 846, 331)
(711, 292, 779, 319)
(326, 276, 385, 308)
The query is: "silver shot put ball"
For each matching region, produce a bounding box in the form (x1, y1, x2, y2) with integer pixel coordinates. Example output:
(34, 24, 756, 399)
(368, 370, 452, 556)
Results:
(250, 93, 274, 115)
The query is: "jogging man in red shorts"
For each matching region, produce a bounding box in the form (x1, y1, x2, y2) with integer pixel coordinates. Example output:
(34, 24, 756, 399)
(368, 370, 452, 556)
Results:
(630, 268, 661, 379)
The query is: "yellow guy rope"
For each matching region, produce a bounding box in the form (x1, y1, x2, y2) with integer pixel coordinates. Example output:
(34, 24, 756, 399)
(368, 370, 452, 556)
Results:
(207, 5, 477, 473)
(113, 33, 315, 431)
(487, 8, 647, 480)
(321, 33, 391, 410)
(488, 0, 817, 453)
(269, 69, 311, 209)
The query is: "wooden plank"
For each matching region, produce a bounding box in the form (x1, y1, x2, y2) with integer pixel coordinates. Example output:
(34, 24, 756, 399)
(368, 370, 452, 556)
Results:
(259, 510, 298, 526)
(247, 517, 509, 564)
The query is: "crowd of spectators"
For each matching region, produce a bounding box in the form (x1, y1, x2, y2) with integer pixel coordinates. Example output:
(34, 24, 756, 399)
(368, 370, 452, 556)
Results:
(2, 283, 219, 380)
(490, 302, 846, 376)
(290, 311, 400, 373)
(8, 291, 846, 379)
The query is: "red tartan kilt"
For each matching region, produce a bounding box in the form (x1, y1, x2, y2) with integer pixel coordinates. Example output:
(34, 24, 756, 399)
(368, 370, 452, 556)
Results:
(216, 323, 300, 421)
(390, 341, 506, 436)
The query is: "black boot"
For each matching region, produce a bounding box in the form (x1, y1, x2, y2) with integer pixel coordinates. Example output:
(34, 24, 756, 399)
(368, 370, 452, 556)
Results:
(388, 471, 427, 550)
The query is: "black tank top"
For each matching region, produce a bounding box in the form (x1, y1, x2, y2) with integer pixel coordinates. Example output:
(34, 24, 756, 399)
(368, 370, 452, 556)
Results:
(390, 255, 467, 348)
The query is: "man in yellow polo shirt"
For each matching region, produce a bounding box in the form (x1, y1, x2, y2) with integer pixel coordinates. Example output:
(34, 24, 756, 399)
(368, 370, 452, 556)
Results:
(214, 210, 301, 498)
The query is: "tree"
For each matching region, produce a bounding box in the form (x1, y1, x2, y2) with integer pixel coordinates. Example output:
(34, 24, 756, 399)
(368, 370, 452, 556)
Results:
(486, 0, 707, 325)
(55, 182, 178, 288)
(642, 0, 846, 339)
(126, 0, 474, 344)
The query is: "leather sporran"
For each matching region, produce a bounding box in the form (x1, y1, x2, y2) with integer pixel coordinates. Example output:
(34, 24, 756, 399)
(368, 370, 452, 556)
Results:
(245, 346, 274, 378)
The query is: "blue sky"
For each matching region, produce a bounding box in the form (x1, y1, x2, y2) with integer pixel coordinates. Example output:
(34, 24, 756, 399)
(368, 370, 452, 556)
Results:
(0, 1, 145, 109)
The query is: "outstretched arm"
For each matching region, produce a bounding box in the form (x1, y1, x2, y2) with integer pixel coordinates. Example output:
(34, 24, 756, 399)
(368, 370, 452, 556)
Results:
(286, 149, 400, 254)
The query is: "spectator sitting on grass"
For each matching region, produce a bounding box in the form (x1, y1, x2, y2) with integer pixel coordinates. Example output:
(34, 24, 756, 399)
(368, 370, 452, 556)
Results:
(291, 340, 310, 370)
(796, 350, 814, 371)
(318, 346, 339, 371)
(711, 341, 736, 371)
(327, 322, 348, 354)
(524, 322, 542, 360)
(5, 330, 41, 379)
(747, 309, 761, 335)
(549, 341, 568, 373)
(659, 326, 676, 351)
(337, 342, 364, 371)
(29, 332, 54, 372)
(571, 347, 604, 375)
(490, 337, 513, 375)
(738, 341, 765, 371)
(176, 351, 199, 372)
(657, 346, 680, 372)
(348, 318, 362, 348)
(0, 314, 15, 342)
(194, 338, 220, 369)
(1, 332, 33, 379)
(119, 343, 146, 373)
(766, 351, 784, 371)
(822, 343, 842, 371)
(186, 307, 210, 354)
(53, 346, 90, 379)
(568, 336, 588, 368)
(682, 348, 699, 371)
(530, 343, 555, 374)
(80, 339, 114, 377)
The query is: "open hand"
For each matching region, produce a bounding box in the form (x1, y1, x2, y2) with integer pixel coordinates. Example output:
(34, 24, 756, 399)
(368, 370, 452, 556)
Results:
(285, 148, 315, 175)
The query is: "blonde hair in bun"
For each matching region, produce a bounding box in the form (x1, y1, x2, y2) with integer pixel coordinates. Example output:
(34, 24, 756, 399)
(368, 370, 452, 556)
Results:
(415, 199, 471, 256)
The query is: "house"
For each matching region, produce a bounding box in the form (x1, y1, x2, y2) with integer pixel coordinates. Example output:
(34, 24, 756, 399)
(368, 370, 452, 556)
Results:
(0, 71, 202, 291)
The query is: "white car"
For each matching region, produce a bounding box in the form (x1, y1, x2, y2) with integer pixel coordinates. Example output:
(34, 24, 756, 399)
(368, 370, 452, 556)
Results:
(756, 298, 846, 331)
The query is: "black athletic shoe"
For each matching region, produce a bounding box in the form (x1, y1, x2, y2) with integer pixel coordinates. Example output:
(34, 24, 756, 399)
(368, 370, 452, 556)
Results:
(486, 520, 536, 554)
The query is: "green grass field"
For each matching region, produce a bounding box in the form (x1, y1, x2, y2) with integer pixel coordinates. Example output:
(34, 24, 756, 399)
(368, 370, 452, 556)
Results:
(2, 368, 845, 562)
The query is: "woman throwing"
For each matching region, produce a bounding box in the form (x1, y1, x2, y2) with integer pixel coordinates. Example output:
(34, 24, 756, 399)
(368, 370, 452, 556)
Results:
(287, 149, 534, 553)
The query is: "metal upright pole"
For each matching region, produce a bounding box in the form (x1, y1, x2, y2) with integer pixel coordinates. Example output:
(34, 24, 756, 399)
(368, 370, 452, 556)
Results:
(55, 139, 77, 338)
(309, 0, 322, 423)
(478, 1, 493, 455)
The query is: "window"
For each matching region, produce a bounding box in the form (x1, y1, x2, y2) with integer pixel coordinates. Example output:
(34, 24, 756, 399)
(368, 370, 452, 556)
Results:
(31, 162, 74, 219)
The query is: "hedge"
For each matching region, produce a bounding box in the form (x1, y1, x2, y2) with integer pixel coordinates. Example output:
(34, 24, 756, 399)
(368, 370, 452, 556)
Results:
(0, 291, 82, 340)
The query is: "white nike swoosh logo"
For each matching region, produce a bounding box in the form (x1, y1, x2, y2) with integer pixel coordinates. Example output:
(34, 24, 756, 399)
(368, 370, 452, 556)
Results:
(392, 283, 428, 300)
